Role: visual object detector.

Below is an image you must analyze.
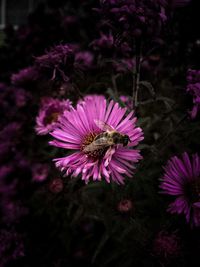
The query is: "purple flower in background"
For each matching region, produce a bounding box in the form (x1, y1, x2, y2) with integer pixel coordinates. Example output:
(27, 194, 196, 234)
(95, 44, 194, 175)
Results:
(75, 51, 94, 70)
(160, 152, 200, 227)
(91, 32, 114, 51)
(187, 69, 200, 119)
(35, 44, 75, 81)
(0, 228, 24, 267)
(31, 163, 49, 182)
(11, 66, 39, 86)
(35, 97, 72, 135)
(50, 95, 143, 184)
(13, 88, 31, 108)
(153, 230, 180, 259)
(95, 0, 169, 44)
(0, 123, 21, 160)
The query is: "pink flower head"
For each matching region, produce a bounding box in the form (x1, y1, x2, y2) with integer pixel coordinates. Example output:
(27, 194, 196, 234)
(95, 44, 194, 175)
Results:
(160, 152, 200, 227)
(35, 97, 72, 135)
(50, 95, 143, 184)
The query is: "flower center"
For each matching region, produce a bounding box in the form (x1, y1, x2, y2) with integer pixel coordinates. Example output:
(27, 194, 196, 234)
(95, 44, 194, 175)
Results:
(81, 132, 107, 159)
(44, 112, 59, 125)
(185, 179, 200, 203)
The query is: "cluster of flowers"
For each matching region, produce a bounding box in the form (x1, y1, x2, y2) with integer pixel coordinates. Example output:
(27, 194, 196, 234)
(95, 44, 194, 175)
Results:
(187, 69, 200, 119)
(11, 44, 94, 87)
(35, 91, 200, 227)
(94, 0, 168, 42)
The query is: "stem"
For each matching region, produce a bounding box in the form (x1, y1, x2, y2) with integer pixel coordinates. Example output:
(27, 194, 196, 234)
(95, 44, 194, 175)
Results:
(132, 39, 141, 109)
(111, 74, 119, 98)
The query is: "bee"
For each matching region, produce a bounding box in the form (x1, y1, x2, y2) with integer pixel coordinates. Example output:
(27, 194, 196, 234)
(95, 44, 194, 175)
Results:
(83, 120, 131, 153)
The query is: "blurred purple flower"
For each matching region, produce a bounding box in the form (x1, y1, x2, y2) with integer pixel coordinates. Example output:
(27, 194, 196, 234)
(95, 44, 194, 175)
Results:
(153, 230, 180, 259)
(187, 69, 200, 119)
(50, 95, 143, 184)
(0, 228, 24, 267)
(75, 51, 94, 69)
(0, 123, 21, 161)
(13, 88, 31, 108)
(0, 122, 21, 141)
(35, 97, 72, 135)
(11, 66, 39, 86)
(35, 44, 75, 82)
(160, 152, 200, 227)
(91, 32, 114, 50)
(32, 163, 49, 182)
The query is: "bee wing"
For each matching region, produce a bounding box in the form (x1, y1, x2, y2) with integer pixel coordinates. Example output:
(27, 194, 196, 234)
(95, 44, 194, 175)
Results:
(83, 137, 110, 153)
(94, 119, 114, 132)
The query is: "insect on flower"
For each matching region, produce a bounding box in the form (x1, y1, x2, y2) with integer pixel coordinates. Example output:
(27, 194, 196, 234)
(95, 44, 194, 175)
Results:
(83, 120, 131, 155)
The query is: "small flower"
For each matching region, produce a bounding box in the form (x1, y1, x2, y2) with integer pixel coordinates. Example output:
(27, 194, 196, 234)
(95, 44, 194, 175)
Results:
(117, 199, 133, 213)
(35, 44, 75, 81)
(32, 163, 49, 182)
(186, 69, 200, 119)
(153, 230, 180, 260)
(35, 97, 72, 135)
(160, 152, 200, 227)
(49, 178, 64, 193)
(50, 95, 143, 184)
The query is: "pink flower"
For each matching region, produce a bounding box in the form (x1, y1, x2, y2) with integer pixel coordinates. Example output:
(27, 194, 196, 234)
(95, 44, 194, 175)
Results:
(50, 95, 143, 184)
(160, 152, 200, 227)
(35, 97, 72, 135)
